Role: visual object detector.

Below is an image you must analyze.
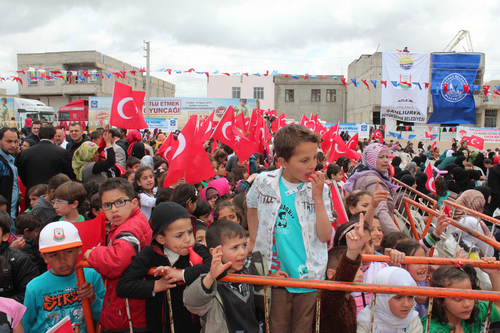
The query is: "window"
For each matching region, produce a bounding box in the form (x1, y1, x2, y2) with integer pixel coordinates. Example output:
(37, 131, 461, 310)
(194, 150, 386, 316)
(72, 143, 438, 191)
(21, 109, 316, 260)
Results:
(254, 87, 264, 99)
(326, 89, 336, 102)
(28, 70, 39, 85)
(485, 109, 497, 128)
(311, 89, 321, 102)
(232, 87, 241, 99)
(285, 89, 294, 102)
(396, 120, 415, 131)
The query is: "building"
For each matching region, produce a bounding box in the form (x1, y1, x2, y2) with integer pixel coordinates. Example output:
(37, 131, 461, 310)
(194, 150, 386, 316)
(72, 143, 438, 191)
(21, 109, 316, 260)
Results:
(17, 51, 175, 112)
(480, 80, 500, 128)
(207, 75, 275, 110)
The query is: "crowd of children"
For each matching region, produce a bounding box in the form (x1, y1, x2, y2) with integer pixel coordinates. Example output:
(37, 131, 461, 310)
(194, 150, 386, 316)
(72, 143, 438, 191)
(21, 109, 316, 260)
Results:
(1, 123, 500, 333)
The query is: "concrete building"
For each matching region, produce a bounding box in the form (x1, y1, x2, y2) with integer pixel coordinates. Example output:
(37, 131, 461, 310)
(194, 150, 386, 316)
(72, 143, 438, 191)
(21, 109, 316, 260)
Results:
(207, 75, 274, 110)
(480, 80, 500, 128)
(273, 75, 345, 124)
(17, 51, 175, 112)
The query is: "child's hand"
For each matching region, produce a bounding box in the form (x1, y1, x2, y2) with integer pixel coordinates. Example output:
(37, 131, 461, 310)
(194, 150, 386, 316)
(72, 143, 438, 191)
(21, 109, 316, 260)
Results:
(10, 237, 25, 250)
(432, 214, 450, 239)
(384, 248, 406, 265)
(308, 171, 325, 200)
(83, 249, 92, 261)
(172, 177, 186, 189)
(480, 257, 500, 276)
(153, 266, 178, 293)
(270, 269, 289, 278)
(325, 179, 333, 189)
(208, 246, 232, 281)
(371, 180, 389, 208)
(77, 282, 96, 304)
(346, 217, 366, 256)
(247, 173, 258, 184)
(455, 248, 468, 260)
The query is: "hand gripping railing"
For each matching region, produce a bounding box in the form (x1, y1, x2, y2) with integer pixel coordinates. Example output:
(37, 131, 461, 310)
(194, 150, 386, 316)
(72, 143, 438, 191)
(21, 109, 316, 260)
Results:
(76, 256, 500, 333)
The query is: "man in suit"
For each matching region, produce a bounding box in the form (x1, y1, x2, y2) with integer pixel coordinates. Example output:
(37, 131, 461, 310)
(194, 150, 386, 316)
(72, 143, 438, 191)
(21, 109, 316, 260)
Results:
(16, 124, 75, 194)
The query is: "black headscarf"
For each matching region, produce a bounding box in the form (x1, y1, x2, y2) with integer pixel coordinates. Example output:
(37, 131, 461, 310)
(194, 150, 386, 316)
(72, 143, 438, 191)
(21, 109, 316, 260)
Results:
(448, 167, 476, 194)
(400, 174, 416, 187)
(131, 142, 146, 160)
(394, 170, 411, 181)
(454, 156, 466, 168)
(415, 172, 431, 195)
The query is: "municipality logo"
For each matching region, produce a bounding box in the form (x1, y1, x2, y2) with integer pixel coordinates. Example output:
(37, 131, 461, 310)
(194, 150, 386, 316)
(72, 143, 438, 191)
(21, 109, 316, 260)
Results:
(441, 73, 468, 103)
(398, 54, 415, 70)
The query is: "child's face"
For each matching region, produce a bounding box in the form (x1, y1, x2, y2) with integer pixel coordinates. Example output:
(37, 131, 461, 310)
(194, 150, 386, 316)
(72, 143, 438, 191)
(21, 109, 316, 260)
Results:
(388, 295, 415, 319)
(217, 207, 239, 224)
(199, 213, 212, 225)
(195, 229, 207, 247)
(354, 265, 364, 283)
(405, 247, 428, 283)
(42, 247, 82, 276)
(157, 217, 195, 256)
(211, 161, 218, 176)
(243, 171, 249, 181)
(29, 194, 40, 207)
(279, 141, 318, 183)
(207, 195, 218, 209)
(131, 163, 140, 172)
(442, 279, 474, 321)
(220, 236, 248, 272)
(0, 204, 6, 212)
(360, 229, 374, 255)
(217, 164, 226, 177)
(349, 194, 371, 215)
(370, 218, 383, 248)
(24, 228, 40, 240)
(137, 170, 155, 191)
(101, 189, 138, 226)
(127, 173, 135, 184)
(53, 199, 78, 217)
(334, 171, 343, 183)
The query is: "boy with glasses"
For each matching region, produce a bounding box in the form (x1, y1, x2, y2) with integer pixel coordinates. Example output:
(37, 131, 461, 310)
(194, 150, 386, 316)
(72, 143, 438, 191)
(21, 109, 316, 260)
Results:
(52, 181, 87, 223)
(83, 178, 152, 333)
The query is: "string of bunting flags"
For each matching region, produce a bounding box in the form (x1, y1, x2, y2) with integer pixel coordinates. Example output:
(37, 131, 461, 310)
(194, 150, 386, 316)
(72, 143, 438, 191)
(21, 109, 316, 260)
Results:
(2, 67, 500, 97)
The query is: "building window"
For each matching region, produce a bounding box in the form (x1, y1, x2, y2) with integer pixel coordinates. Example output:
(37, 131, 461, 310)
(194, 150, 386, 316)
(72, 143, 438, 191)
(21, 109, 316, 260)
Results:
(326, 89, 336, 102)
(232, 87, 241, 99)
(254, 87, 264, 99)
(485, 109, 497, 128)
(311, 89, 321, 102)
(285, 89, 294, 102)
(28, 70, 39, 85)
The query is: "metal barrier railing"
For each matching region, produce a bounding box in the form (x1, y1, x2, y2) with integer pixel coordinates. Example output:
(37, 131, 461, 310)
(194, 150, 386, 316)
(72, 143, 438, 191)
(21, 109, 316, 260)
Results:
(75, 255, 500, 333)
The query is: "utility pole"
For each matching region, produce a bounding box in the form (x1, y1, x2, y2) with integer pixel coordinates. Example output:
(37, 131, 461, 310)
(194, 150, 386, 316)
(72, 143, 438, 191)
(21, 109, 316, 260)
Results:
(144, 40, 151, 118)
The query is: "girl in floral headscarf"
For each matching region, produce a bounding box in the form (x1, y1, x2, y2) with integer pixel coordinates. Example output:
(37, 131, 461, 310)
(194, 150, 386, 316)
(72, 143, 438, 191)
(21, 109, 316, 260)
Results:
(72, 132, 115, 183)
(344, 143, 399, 234)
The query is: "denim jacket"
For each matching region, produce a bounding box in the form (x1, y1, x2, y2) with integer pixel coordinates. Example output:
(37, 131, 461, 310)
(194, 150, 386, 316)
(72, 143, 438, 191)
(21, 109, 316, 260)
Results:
(246, 168, 333, 280)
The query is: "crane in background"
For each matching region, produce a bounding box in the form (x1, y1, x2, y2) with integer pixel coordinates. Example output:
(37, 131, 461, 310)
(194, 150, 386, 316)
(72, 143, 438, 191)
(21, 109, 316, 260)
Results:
(443, 30, 474, 52)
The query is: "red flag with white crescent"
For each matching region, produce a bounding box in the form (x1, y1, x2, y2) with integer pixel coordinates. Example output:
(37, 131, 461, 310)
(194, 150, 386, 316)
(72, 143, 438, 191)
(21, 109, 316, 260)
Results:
(110, 82, 147, 129)
(372, 129, 384, 143)
(347, 133, 359, 150)
(424, 163, 436, 194)
(468, 135, 484, 150)
(156, 132, 175, 161)
(327, 134, 361, 165)
(197, 110, 215, 143)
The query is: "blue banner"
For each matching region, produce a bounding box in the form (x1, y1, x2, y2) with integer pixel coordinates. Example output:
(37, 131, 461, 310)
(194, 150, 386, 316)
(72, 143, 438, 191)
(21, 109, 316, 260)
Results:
(428, 53, 481, 124)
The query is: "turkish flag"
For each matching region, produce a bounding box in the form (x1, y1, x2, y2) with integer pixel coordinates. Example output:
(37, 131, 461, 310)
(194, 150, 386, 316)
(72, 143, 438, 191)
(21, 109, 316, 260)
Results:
(156, 132, 175, 161)
(110, 82, 147, 129)
(212, 106, 255, 161)
(47, 315, 73, 333)
(315, 119, 327, 135)
(235, 111, 247, 133)
(272, 113, 287, 133)
(373, 129, 384, 143)
(424, 163, 436, 194)
(300, 114, 309, 126)
(327, 134, 361, 165)
(249, 115, 271, 155)
(73, 212, 107, 262)
(468, 135, 484, 150)
(197, 110, 215, 143)
(321, 124, 340, 153)
(164, 115, 215, 187)
(425, 131, 437, 139)
(331, 181, 349, 226)
(347, 133, 359, 150)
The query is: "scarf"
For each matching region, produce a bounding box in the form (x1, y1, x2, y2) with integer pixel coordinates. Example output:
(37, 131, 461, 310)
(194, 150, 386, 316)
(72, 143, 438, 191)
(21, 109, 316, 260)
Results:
(453, 190, 485, 222)
(357, 267, 418, 332)
(126, 130, 142, 155)
(72, 141, 99, 181)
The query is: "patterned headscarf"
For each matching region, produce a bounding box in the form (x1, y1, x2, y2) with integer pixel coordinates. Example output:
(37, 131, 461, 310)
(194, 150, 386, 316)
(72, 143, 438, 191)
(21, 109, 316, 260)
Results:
(404, 162, 417, 176)
(72, 141, 99, 181)
(360, 143, 391, 178)
(453, 190, 485, 222)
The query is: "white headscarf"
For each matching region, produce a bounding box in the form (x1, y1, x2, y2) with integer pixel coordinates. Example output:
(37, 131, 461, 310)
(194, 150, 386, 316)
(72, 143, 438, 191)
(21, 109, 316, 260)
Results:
(357, 267, 419, 332)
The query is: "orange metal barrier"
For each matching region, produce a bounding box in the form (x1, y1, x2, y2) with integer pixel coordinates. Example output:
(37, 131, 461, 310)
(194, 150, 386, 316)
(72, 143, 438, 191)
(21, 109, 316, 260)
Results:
(445, 199, 500, 228)
(362, 255, 500, 269)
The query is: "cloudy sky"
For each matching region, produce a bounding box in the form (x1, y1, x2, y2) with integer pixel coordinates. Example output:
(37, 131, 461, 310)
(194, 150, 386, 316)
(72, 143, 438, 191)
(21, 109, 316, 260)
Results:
(1, 0, 499, 97)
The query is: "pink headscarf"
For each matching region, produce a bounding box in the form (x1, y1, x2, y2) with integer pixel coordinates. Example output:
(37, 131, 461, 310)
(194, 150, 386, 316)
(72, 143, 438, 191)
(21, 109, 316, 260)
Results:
(127, 130, 142, 155)
(360, 143, 391, 178)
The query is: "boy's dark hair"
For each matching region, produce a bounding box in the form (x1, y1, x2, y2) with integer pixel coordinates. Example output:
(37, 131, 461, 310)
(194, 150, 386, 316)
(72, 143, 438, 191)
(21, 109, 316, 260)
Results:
(327, 164, 342, 180)
(99, 177, 135, 202)
(90, 129, 103, 141)
(315, 163, 324, 171)
(224, 172, 236, 184)
(127, 156, 141, 169)
(134, 166, 154, 192)
(379, 231, 409, 253)
(232, 166, 247, 182)
(156, 187, 174, 205)
(192, 199, 211, 219)
(206, 219, 248, 249)
(54, 181, 87, 209)
(395, 240, 424, 256)
(69, 122, 82, 129)
(122, 169, 135, 180)
(333, 221, 369, 247)
(15, 212, 42, 235)
(23, 139, 36, 147)
(215, 193, 235, 206)
(213, 201, 243, 223)
(47, 173, 71, 192)
(256, 167, 267, 174)
(39, 124, 56, 140)
(87, 193, 101, 219)
(32, 120, 43, 126)
(316, 152, 326, 163)
(171, 184, 198, 207)
(0, 195, 7, 207)
(431, 264, 480, 324)
(27, 183, 48, 197)
(212, 149, 228, 162)
(0, 210, 10, 235)
(484, 158, 493, 165)
(327, 246, 348, 271)
(274, 124, 321, 162)
(196, 220, 207, 232)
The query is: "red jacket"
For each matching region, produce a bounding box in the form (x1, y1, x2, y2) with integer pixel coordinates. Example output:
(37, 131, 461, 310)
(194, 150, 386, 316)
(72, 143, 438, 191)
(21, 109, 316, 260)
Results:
(88, 206, 153, 330)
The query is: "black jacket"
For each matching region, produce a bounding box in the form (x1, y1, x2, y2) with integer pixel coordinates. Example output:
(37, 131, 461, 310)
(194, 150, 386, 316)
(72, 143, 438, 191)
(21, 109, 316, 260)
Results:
(488, 164, 500, 211)
(16, 140, 75, 192)
(0, 153, 15, 216)
(116, 241, 211, 333)
(0, 242, 39, 303)
(66, 135, 90, 158)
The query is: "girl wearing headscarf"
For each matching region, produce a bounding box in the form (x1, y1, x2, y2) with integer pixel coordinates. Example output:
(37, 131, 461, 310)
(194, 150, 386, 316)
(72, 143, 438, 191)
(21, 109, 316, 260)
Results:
(357, 267, 422, 333)
(72, 133, 115, 183)
(156, 133, 166, 150)
(391, 156, 402, 176)
(404, 162, 417, 177)
(345, 143, 399, 234)
(450, 190, 493, 258)
(126, 129, 142, 156)
(415, 172, 431, 195)
(447, 167, 475, 194)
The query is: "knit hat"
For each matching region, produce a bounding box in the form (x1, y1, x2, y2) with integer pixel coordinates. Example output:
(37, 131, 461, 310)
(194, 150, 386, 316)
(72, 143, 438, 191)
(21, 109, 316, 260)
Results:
(205, 187, 219, 201)
(39, 221, 83, 253)
(151, 202, 196, 238)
